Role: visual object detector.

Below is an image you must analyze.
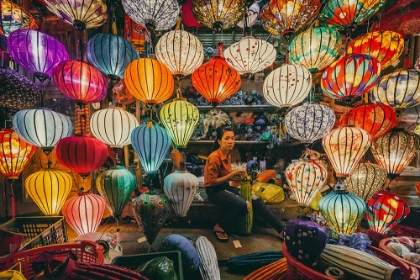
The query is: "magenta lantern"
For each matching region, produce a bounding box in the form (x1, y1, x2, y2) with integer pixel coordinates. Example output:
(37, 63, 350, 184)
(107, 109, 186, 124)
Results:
(182, 0, 201, 31)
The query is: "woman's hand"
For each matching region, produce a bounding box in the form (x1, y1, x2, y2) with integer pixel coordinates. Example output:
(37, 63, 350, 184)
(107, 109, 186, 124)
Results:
(230, 170, 246, 182)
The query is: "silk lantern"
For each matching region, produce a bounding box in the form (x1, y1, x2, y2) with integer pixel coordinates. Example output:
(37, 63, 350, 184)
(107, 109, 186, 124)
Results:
(159, 98, 199, 148)
(343, 163, 387, 201)
(370, 128, 420, 181)
(321, 54, 381, 100)
(62, 192, 106, 235)
(288, 26, 342, 73)
(13, 108, 73, 154)
(0, 0, 37, 37)
(285, 103, 336, 143)
(237, 2, 260, 29)
(182, 0, 201, 31)
(224, 36, 277, 75)
(53, 60, 108, 105)
(97, 166, 136, 218)
(86, 33, 138, 80)
(124, 58, 174, 104)
(155, 30, 204, 78)
(366, 191, 410, 234)
(7, 29, 70, 82)
(338, 104, 397, 141)
(370, 69, 420, 111)
(25, 169, 72, 215)
(131, 122, 171, 174)
(260, 3, 282, 35)
(322, 127, 371, 178)
(192, 43, 241, 105)
(263, 64, 312, 108)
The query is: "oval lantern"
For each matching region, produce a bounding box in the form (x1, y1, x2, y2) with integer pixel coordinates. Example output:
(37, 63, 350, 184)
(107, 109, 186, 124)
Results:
(97, 166, 137, 218)
(0, 0, 37, 37)
(55, 136, 109, 178)
(322, 127, 371, 178)
(25, 169, 72, 215)
(131, 122, 171, 175)
(7, 29, 70, 82)
(62, 192, 106, 236)
(366, 191, 410, 234)
(13, 108, 73, 154)
(159, 98, 199, 149)
(263, 64, 312, 108)
(90, 106, 139, 149)
(343, 162, 387, 201)
(288, 26, 342, 73)
(285, 159, 328, 206)
(321, 54, 381, 100)
(237, 2, 260, 29)
(87, 33, 138, 80)
(260, 3, 282, 35)
(53, 60, 108, 105)
(164, 170, 199, 217)
(285, 103, 336, 143)
(155, 30, 204, 78)
(192, 43, 241, 105)
(338, 104, 397, 141)
(124, 58, 174, 104)
(370, 69, 420, 111)
(347, 31, 404, 70)
(182, 0, 201, 31)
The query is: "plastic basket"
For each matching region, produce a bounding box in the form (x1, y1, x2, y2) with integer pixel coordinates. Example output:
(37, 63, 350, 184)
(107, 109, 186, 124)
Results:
(0, 216, 67, 250)
(0, 240, 104, 279)
(111, 251, 183, 280)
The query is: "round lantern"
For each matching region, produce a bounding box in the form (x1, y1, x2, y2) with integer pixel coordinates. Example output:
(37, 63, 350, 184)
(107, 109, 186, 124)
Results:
(52, 60, 108, 105)
(86, 33, 138, 80)
(90, 106, 139, 149)
(192, 0, 246, 32)
(124, 58, 174, 104)
(347, 31, 404, 70)
(131, 122, 171, 175)
(25, 169, 72, 215)
(13, 108, 73, 154)
(285, 159, 328, 206)
(0, 0, 37, 37)
(237, 2, 260, 29)
(96, 166, 136, 218)
(44, 0, 108, 30)
(343, 163, 387, 201)
(260, 3, 282, 35)
(224, 36, 277, 75)
(62, 192, 106, 235)
(7, 29, 70, 82)
(319, 188, 366, 234)
(159, 98, 199, 149)
(370, 128, 420, 181)
(263, 64, 312, 108)
(55, 136, 109, 178)
(321, 54, 381, 100)
(322, 127, 371, 178)
(122, 0, 178, 31)
(370, 69, 420, 111)
(269, 0, 321, 39)
(288, 26, 342, 73)
(366, 191, 410, 234)
(182, 0, 201, 31)
(338, 104, 397, 141)
(285, 103, 336, 143)
(164, 170, 199, 217)
(192, 43, 241, 105)
(155, 30, 204, 78)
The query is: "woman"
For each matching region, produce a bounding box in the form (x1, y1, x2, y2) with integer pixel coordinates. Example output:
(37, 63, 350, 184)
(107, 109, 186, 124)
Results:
(204, 126, 284, 242)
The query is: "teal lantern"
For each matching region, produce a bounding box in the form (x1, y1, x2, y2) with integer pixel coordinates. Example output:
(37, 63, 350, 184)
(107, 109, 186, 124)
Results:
(97, 166, 137, 217)
(131, 121, 171, 175)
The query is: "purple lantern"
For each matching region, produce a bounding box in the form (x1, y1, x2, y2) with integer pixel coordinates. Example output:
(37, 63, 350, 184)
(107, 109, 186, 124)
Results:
(7, 29, 69, 82)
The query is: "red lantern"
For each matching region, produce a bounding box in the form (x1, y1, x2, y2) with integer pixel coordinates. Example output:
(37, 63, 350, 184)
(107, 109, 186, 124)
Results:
(55, 136, 109, 178)
(338, 104, 397, 141)
(182, 0, 201, 31)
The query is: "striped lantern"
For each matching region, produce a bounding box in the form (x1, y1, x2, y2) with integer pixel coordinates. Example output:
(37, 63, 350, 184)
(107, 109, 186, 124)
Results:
(194, 236, 221, 280)
(263, 64, 312, 108)
(13, 108, 73, 155)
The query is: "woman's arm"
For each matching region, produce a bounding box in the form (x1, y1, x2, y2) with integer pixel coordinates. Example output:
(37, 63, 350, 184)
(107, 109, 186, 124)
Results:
(205, 155, 242, 186)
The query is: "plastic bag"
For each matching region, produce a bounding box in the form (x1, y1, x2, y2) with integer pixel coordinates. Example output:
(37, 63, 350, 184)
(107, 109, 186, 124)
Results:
(137, 256, 178, 280)
(251, 182, 284, 204)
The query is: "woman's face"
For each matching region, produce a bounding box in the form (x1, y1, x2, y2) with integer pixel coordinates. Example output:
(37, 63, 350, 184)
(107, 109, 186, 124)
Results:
(218, 131, 235, 151)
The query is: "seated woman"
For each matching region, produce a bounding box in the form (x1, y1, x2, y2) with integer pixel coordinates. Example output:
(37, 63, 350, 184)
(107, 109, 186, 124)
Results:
(204, 126, 284, 242)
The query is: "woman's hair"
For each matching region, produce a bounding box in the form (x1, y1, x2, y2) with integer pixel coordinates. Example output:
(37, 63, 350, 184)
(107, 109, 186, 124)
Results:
(212, 126, 234, 151)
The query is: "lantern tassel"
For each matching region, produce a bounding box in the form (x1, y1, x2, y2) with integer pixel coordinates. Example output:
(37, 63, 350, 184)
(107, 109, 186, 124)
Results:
(10, 180, 15, 219)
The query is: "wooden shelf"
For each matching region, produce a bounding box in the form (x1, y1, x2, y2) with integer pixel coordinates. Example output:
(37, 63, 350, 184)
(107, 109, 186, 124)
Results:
(196, 105, 277, 113)
(188, 140, 269, 145)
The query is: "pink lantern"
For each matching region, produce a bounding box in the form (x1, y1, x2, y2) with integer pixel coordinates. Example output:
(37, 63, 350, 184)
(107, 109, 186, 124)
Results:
(182, 0, 201, 31)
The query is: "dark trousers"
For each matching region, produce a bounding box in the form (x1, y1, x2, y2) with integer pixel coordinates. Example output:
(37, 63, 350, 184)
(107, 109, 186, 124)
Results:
(206, 184, 283, 233)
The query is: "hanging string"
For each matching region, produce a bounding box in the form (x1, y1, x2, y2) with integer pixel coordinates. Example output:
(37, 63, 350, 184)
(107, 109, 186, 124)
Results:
(78, 30, 84, 61)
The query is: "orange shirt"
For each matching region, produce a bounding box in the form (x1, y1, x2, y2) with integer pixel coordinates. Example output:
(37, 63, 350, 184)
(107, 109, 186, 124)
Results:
(204, 148, 232, 187)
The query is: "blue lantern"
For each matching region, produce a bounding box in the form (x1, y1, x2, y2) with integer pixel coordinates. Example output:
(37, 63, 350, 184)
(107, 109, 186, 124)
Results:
(87, 33, 138, 80)
(131, 121, 171, 174)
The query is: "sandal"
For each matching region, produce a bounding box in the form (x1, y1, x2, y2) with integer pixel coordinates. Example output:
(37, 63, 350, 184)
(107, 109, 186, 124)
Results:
(213, 229, 229, 242)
